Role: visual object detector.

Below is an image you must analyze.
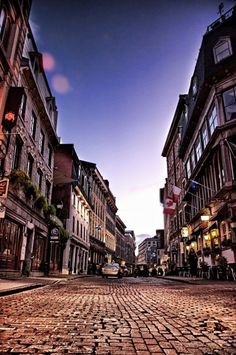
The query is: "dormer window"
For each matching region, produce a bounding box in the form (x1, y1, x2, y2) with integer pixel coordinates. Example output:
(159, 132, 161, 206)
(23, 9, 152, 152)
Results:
(213, 37, 232, 63)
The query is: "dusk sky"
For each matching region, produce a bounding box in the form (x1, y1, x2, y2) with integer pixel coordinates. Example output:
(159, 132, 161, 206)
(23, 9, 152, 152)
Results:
(31, 0, 236, 243)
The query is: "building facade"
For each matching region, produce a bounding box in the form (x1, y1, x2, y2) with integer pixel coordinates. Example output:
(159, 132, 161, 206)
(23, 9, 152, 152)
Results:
(162, 6, 236, 272)
(124, 230, 136, 271)
(52, 144, 91, 275)
(137, 230, 164, 267)
(0, 1, 59, 276)
(115, 215, 126, 264)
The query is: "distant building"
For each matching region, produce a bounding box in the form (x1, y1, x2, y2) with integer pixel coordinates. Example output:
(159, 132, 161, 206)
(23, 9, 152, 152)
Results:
(137, 230, 164, 267)
(124, 230, 136, 270)
(115, 215, 126, 263)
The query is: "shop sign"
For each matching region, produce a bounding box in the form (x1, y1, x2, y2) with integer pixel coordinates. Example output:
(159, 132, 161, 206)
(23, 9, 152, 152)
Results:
(0, 205, 6, 218)
(0, 179, 9, 199)
(50, 227, 60, 241)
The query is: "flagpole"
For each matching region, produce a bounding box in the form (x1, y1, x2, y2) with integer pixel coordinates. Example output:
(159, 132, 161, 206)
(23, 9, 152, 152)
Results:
(190, 180, 216, 193)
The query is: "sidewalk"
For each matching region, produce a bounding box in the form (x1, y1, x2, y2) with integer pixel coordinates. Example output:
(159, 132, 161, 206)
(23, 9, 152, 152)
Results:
(0, 274, 88, 297)
(160, 274, 236, 285)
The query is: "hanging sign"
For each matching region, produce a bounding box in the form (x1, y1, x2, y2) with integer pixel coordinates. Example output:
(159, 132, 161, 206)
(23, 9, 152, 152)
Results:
(50, 227, 60, 241)
(0, 179, 9, 199)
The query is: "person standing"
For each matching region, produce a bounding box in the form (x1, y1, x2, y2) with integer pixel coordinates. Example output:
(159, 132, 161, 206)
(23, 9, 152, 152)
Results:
(188, 248, 198, 277)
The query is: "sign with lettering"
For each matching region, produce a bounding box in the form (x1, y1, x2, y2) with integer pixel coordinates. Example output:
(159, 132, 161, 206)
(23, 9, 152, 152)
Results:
(50, 227, 60, 241)
(0, 179, 9, 198)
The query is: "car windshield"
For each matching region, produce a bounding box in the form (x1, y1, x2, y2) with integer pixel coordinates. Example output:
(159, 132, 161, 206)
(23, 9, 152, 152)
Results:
(105, 264, 119, 268)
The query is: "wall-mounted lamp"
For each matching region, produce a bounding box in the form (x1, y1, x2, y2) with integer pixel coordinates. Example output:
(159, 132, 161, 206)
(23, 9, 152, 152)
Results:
(210, 229, 218, 237)
(201, 215, 210, 221)
(181, 226, 189, 238)
(204, 233, 210, 241)
(56, 201, 63, 210)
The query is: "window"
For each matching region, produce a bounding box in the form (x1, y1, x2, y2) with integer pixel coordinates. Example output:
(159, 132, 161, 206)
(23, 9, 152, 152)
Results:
(201, 122, 209, 149)
(19, 93, 27, 119)
(208, 105, 218, 136)
(223, 86, 236, 121)
(195, 136, 202, 162)
(0, 6, 11, 50)
(186, 159, 191, 179)
(213, 38, 232, 63)
(190, 149, 196, 171)
(48, 144, 52, 168)
(11, 137, 22, 170)
(45, 180, 51, 201)
(30, 111, 37, 139)
(39, 130, 45, 155)
(37, 169, 43, 191)
(27, 155, 34, 178)
(72, 216, 75, 233)
(0, 8, 6, 37)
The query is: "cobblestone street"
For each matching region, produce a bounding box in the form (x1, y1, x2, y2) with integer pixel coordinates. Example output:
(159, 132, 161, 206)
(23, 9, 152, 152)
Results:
(0, 276, 236, 354)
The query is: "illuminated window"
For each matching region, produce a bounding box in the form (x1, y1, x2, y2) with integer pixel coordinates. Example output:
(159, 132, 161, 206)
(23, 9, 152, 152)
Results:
(213, 38, 232, 63)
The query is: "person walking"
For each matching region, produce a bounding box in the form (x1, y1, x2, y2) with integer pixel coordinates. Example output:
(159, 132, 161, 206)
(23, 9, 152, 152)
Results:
(188, 248, 198, 277)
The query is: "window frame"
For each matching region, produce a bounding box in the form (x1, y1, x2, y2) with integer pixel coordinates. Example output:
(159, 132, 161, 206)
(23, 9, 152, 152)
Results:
(213, 37, 232, 64)
(30, 111, 37, 139)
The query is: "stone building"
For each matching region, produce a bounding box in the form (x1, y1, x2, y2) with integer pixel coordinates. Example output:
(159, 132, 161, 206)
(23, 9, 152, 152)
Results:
(115, 215, 126, 263)
(81, 161, 107, 268)
(137, 231, 164, 267)
(0, 0, 59, 276)
(124, 230, 136, 271)
(162, 5, 236, 271)
(52, 144, 91, 275)
(104, 180, 117, 263)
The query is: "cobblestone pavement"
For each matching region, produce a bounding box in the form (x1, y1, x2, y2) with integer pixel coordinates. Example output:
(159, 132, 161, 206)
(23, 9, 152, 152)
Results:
(0, 276, 236, 354)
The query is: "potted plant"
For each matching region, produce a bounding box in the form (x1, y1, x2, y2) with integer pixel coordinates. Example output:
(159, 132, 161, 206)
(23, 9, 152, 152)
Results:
(9, 169, 30, 189)
(34, 195, 47, 209)
(24, 181, 39, 200)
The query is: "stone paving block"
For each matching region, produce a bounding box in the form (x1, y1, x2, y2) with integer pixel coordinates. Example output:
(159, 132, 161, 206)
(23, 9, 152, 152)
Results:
(163, 348, 178, 355)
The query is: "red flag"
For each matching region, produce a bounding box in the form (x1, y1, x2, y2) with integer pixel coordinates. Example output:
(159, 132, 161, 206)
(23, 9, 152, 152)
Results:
(173, 185, 181, 202)
(163, 197, 176, 215)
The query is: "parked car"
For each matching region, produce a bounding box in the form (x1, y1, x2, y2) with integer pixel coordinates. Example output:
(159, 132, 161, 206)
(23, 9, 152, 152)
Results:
(101, 263, 122, 278)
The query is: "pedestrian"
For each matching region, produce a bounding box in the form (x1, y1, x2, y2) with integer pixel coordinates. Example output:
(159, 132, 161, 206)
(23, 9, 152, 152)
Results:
(188, 248, 198, 277)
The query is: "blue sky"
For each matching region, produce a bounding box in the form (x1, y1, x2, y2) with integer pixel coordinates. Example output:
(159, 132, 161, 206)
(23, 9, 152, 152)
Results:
(30, 0, 236, 242)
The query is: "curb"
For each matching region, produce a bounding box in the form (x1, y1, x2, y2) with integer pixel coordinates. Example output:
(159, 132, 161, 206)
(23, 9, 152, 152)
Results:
(0, 283, 44, 297)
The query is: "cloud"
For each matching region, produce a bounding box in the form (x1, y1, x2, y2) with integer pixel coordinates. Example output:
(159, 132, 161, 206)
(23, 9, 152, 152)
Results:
(51, 74, 72, 94)
(42, 52, 56, 71)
